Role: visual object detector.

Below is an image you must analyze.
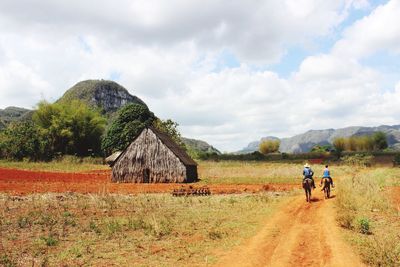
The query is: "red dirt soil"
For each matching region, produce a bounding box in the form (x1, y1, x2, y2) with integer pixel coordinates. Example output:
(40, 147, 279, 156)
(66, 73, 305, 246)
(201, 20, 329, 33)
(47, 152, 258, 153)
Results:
(215, 190, 365, 267)
(0, 168, 296, 195)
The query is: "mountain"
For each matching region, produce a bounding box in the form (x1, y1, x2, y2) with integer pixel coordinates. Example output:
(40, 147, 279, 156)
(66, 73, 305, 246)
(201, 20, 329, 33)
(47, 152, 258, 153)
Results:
(182, 137, 221, 155)
(57, 80, 147, 114)
(240, 125, 400, 153)
(0, 106, 32, 129)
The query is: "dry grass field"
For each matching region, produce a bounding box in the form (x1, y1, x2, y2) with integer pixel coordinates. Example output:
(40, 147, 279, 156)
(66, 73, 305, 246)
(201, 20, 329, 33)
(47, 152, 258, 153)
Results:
(0, 192, 294, 266)
(0, 160, 399, 266)
(335, 167, 400, 266)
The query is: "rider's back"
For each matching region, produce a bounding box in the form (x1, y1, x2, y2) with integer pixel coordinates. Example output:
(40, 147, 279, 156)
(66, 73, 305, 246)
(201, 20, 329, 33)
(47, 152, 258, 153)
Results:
(303, 167, 313, 178)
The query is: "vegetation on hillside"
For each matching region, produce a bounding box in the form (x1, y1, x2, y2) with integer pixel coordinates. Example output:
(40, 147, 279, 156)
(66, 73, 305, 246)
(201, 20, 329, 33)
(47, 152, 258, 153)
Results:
(0, 106, 31, 129)
(57, 80, 147, 113)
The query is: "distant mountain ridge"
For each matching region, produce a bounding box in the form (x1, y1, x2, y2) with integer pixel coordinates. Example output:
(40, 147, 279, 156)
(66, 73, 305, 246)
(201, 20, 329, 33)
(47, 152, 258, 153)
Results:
(0, 106, 32, 129)
(240, 125, 400, 154)
(182, 137, 221, 155)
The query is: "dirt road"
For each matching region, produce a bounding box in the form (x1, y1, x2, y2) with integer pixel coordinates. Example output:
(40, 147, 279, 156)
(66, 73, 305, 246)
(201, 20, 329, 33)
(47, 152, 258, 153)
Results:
(216, 189, 365, 267)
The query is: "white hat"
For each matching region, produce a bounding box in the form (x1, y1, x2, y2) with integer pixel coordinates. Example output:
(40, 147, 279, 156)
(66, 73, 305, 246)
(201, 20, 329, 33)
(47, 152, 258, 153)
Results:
(304, 163, 310, 168)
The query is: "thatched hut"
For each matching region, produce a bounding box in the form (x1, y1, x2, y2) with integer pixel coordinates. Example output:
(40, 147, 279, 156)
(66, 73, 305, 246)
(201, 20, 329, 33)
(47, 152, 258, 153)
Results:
(111, 126, 198, 183)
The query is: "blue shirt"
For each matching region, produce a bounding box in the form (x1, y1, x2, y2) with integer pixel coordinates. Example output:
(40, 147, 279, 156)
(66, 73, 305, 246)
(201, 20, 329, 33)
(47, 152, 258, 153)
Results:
(303, 167, 313, 178)
(323, 168, 330, 178)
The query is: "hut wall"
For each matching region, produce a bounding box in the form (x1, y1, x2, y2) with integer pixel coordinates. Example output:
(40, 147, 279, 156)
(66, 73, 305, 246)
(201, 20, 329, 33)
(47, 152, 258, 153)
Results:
(112, 128, 188, 183)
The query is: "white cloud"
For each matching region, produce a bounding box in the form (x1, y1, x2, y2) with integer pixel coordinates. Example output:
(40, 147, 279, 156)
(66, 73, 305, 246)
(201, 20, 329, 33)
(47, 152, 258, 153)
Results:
(1, 0, 400, 151)
(333, 0, 400, 59)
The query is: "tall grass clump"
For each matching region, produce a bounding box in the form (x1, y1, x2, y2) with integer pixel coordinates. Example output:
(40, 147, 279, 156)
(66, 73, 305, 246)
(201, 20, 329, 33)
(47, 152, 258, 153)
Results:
(336, 168, 400, 265)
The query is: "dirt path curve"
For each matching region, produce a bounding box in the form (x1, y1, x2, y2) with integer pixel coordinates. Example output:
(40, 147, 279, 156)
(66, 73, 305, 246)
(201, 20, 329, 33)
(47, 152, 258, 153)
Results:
(215, 189, 365, 267)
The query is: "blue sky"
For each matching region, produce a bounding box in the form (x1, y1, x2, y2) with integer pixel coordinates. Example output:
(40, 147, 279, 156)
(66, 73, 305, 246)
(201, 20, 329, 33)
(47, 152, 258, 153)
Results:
(0, 0, 399, 151)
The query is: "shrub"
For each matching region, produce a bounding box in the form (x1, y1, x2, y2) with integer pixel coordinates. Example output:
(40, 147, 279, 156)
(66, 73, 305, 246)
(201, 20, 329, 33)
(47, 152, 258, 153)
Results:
(393, 154, 400, 166)
(41, 234, 58, 246)
(208, 230, 225, 240)
(106, 220, 122, 236)
(372, 132, 388, 150)
(17, 216, 30, 228)
(127, 217, 148, 231)
(89, 220, 101, 234)
(358, 217, 371, 234)
(259, 140, 280, 154)
(0, 254, 16, 267)
(0, 121, 51, 161)
(337, 210, 355, 229)
(341, 154, 373, 166)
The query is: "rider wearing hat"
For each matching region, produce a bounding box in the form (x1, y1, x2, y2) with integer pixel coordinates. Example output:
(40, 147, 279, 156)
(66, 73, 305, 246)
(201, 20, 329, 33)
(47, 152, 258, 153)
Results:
(303, 163, 316, 189)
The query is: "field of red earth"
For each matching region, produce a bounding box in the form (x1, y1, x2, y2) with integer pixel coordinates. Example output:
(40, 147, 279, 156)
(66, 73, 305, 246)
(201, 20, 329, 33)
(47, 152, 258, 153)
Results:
(0, 168, 296, 195)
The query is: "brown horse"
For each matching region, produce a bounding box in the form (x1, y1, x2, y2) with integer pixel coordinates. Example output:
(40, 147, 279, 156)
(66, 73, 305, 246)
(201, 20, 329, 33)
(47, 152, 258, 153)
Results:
(321, 178, 331, 199)
(303, 178, 313, 202)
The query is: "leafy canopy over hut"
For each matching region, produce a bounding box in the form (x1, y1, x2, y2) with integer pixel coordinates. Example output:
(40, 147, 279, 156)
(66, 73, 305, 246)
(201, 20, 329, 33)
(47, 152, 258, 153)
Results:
(111, 126, 198, 183)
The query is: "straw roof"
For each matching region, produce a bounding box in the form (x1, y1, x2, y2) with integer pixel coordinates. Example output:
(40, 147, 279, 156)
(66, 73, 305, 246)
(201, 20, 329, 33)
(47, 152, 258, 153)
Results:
(111, 126, 197, 167)
(105, 151, 122, 165)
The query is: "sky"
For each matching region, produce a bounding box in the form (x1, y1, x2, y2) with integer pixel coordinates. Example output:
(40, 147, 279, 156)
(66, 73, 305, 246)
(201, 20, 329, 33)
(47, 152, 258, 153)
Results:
(0, 0, 400, 152)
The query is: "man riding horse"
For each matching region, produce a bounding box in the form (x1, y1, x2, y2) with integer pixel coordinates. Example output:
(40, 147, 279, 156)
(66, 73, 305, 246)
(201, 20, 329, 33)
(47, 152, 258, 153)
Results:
(320, 165, 334, 189)
(303, 163, 316, 189)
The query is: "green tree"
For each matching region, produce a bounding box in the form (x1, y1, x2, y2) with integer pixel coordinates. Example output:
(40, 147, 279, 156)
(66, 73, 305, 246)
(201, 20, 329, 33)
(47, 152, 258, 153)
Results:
(259, 140, 280, 154)
(311, 144, 333, 153)
(346, 136, 358, 151)
(33, 100, 106, 156)
(333, 137, 345, 153)
(356, 135, 374, 151)
(101, 103, 155, 154)
(0, 121, 50, 160)
(153, 118, 185, 149)
(372, 131, 388, 150)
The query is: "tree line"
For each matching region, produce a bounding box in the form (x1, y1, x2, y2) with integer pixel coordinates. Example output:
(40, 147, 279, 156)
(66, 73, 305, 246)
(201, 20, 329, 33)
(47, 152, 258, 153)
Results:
(332, 132, 388, 153)
(0, 100, 182, 161)
(257, 132, 389, 155)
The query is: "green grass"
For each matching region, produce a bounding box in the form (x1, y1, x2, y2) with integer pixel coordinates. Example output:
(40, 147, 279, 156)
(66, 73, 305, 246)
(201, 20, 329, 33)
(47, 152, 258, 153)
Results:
(336, 167, 400, 266)
(0, 192, 293, 266)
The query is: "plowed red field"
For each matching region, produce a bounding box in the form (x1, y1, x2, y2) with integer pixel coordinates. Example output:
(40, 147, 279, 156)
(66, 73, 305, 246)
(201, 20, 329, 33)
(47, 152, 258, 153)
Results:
(0, 168, 296, 195)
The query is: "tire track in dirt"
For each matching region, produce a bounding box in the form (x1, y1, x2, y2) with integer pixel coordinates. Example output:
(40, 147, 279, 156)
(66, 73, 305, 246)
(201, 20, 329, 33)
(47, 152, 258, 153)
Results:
(215, 189, 365, 267)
